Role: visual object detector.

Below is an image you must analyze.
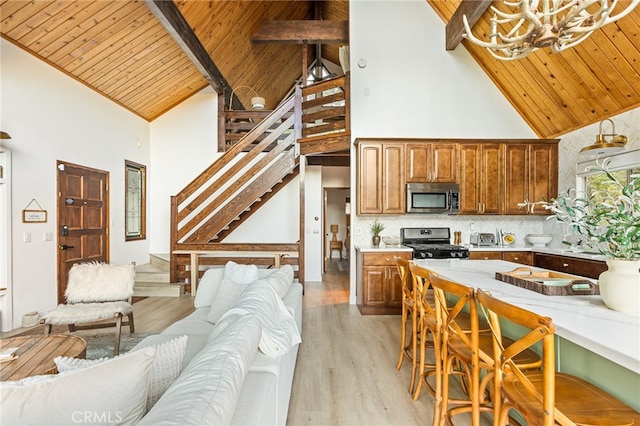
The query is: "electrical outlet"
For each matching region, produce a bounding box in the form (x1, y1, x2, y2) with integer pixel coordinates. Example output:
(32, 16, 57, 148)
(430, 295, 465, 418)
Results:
(23, 232, 31, 243)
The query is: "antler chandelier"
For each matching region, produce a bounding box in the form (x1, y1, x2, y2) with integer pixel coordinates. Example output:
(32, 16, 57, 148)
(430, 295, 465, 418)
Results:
(463, 0, 640, 60)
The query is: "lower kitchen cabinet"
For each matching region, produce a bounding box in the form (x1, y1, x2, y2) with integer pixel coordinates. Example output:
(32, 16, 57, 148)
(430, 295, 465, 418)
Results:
(356, 250, 411, 315)
(470, 251, 532, 265)
(533, 252, 607, 279)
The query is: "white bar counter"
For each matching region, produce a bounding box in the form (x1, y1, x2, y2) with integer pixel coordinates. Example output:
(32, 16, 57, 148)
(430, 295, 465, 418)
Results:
(414, 259, 640, 375)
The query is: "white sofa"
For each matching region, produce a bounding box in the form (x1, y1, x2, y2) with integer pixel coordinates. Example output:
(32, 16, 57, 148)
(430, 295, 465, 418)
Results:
(0, 262, 302, 426)
(135, 262, 303, 425)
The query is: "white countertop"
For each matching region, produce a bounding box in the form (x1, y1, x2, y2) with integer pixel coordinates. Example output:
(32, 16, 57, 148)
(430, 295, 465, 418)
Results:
(355, 245, 413, 253)
(414, 259, 640, 374)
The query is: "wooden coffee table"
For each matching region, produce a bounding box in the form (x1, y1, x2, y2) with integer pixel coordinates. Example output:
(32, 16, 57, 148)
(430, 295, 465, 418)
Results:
(0, 334, 86, 381)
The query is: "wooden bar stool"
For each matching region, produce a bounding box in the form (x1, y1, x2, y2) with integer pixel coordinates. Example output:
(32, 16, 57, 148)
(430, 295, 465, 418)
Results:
(408, 264, 440, 418)
(476, 289, 640, 426)
(428, 273, 541, 426)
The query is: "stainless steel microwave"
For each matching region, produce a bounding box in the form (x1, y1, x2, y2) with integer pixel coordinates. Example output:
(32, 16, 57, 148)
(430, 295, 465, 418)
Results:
(406, 183, 460, 214)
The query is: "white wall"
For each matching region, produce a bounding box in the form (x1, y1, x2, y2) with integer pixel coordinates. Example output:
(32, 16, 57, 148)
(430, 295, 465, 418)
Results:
(0, 40, 150, 330)
(148, 88, 219, 253)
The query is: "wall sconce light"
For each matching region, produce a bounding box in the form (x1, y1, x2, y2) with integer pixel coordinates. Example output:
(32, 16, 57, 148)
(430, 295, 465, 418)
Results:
(579, 119, 627, 156)
(330, 224, 339, 241)
(229, 86, 265, 110)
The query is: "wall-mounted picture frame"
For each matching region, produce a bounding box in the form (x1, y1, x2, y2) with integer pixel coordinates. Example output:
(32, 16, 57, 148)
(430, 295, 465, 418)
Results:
(23, 209, 47, 223)
(125, 160, 146, 241)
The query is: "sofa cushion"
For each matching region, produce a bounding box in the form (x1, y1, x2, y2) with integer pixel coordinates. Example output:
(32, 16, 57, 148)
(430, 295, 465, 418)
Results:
(215, 281, 301, 357)
(193, 267, 225, 308)
(194, 266, 281, 309)
(224, 260, 259, 284)
(54, 335, 188, 411)
(264, 264, 294, 299)
(206, 276, 252, 324)
(132, 333, 209, 370)
(0, 346, 156, 425)
(138, 314, 262, 426)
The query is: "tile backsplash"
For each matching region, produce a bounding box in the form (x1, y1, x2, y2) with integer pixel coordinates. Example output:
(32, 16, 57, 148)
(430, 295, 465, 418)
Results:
(353, 214, 550, 248)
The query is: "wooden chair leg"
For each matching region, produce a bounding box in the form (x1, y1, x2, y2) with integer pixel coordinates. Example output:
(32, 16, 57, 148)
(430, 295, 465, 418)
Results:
(128, 312, 135, 333)
(114, 314, 123, 356)
(396, 305, 408, 370)
(44, 323, 52, 335)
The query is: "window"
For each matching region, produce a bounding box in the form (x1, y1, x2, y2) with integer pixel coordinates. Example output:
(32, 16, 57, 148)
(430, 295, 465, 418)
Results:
(125, 160, 146, 241)
(577, 149, 640, 200)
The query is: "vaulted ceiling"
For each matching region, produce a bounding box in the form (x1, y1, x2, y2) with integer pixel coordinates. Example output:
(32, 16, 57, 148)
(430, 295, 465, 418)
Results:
(1, 1, 638, 139)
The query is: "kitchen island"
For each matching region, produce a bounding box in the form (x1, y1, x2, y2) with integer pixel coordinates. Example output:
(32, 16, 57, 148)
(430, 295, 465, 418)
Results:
(415, 259, 640, 410)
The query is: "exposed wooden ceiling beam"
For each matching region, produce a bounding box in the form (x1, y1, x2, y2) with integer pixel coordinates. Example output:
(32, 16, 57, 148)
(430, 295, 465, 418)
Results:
(145, 0, 242, 109)
(445, 0, 492, 50)
(251, 20, 349, 44)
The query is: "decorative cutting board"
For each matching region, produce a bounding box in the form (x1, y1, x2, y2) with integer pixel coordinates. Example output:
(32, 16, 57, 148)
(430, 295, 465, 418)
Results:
(495, 267, 599, 296)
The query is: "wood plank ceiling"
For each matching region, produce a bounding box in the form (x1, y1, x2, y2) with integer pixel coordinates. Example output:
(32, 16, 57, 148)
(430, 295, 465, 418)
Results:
(0, 0, 347, 121)
(429, 0, 640, 138)
(1, 1, 637, 139)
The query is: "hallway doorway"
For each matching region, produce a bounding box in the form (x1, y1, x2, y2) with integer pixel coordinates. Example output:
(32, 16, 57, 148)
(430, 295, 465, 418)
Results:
(323, 187, 349, 273)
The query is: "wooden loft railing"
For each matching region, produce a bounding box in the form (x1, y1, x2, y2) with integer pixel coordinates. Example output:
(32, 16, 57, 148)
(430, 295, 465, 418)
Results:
(221, 74, 350, 154)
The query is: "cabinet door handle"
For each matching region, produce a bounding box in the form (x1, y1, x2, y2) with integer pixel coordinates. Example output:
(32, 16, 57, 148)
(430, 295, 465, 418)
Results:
(514, 257, 519, 260)
(563, 263, 569, 267)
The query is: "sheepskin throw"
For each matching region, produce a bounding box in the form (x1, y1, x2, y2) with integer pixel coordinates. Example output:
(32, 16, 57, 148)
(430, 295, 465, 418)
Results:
(65, 262, 135, 303)
(40, 301, 133, 324)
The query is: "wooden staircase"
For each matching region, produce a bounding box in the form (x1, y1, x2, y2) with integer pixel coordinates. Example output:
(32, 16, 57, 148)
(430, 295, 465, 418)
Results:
(133, 254, 184, 297)
(170, 75, 350, 291)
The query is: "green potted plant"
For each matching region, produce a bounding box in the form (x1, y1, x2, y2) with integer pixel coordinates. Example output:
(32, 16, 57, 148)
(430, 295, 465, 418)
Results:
(545, 158, 640, 312)
(370, 219, 385, 248)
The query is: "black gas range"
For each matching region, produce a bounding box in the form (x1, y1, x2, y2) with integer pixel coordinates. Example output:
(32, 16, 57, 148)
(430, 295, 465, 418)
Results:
(400, 227, 469, 259)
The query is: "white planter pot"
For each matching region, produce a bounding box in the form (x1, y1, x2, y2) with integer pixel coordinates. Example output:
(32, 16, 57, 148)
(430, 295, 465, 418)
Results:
(598, 259, 640, 313)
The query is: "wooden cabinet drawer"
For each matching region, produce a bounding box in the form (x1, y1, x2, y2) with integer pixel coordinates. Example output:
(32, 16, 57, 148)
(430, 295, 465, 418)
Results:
(470, 251, 503, 260)
(533, 253, 606, 279)
(362, 252, 411, 266)
(503, 251, 532, 265)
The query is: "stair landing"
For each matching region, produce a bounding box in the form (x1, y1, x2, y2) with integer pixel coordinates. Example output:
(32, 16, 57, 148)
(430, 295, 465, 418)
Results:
(134, 254, 185, 298)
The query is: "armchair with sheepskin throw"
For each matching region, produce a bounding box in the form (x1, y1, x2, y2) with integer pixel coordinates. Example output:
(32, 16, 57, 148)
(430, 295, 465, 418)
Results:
(40, 262, 136, 355)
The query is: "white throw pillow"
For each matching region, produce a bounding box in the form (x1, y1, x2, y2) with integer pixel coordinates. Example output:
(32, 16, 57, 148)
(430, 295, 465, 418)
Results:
(138, 315, 262, 426)
(224, 260, 258, 284)
(55, 335, 188, 411)
(264, 264, 294, 298)
(193, 267, 225, 308)
(206, 277, 251, 324)
(0, 347, 156, 425)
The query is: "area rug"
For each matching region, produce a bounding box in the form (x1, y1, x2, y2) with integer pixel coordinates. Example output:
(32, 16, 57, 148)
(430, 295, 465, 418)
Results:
(83, 332, 155, 359)
(336, 260, 350, 273)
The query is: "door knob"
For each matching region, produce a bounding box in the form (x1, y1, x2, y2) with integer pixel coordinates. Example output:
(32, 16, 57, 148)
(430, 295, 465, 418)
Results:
(59, 244, 75, 250)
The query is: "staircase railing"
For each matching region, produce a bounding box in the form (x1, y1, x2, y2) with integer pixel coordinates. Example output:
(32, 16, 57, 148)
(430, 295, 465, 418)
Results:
(170, 75, 350, 289)
(170, 88, 302, 287)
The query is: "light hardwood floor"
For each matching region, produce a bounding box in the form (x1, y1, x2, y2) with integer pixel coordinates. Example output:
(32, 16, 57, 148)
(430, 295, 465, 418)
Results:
(287, 261, 491, 426)
(2, 261, 491, 425)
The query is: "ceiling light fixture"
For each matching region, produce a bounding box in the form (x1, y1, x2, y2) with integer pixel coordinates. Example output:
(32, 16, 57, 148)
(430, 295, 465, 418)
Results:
(229, 86, 265, 110)
(579, 118, 627, 156)
(463, 0, 640, 60)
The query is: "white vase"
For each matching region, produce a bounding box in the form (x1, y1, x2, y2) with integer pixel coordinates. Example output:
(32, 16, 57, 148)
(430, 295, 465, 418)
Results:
(598, 259, 640, 313)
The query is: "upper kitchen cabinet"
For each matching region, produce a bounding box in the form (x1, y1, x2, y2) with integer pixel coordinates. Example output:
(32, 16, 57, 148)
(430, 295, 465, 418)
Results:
(357, 139, 405, 214)
(406, 142, 458, 183)
(459, 143, 503, 214)
(504, 141, 559, 215)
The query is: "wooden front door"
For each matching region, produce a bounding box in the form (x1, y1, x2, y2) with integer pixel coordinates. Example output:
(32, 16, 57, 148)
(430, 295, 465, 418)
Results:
(56, 161, 109, 303)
